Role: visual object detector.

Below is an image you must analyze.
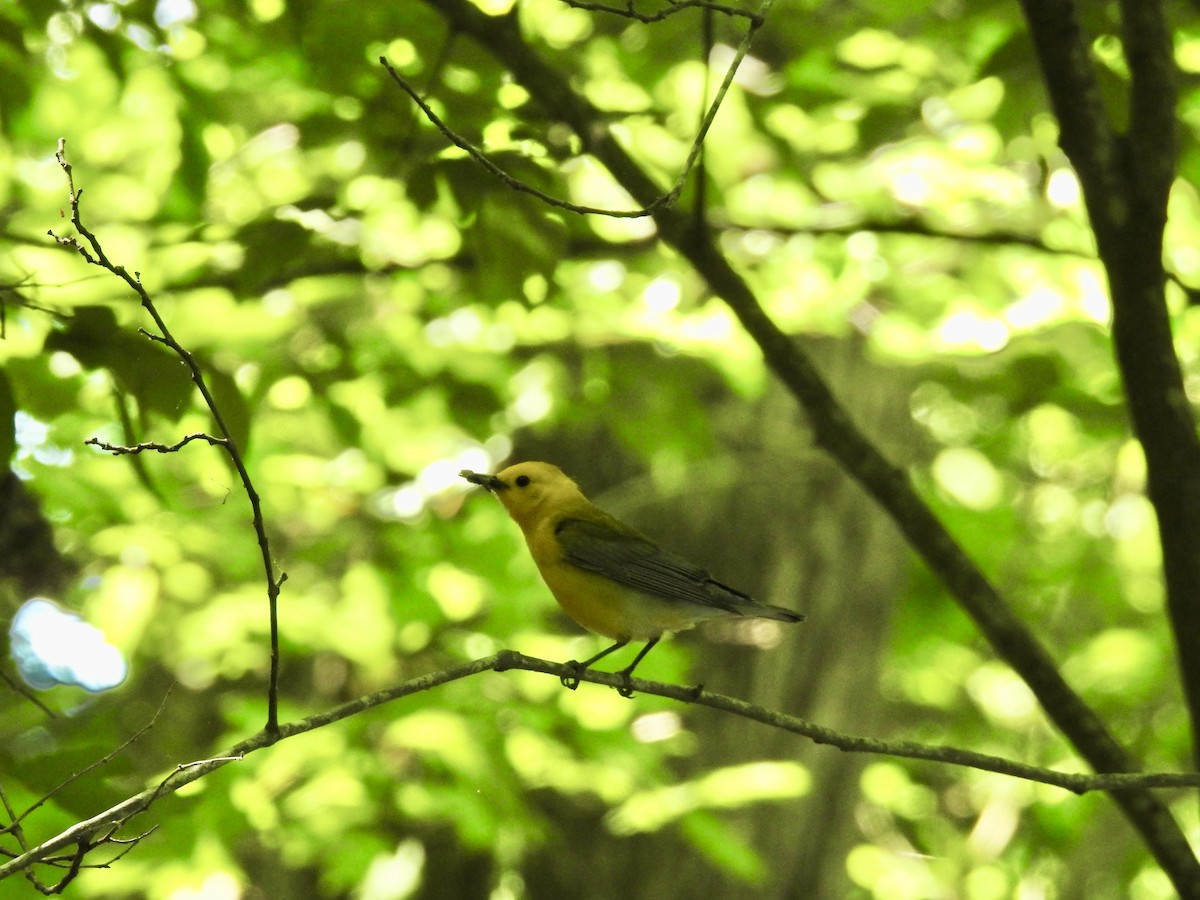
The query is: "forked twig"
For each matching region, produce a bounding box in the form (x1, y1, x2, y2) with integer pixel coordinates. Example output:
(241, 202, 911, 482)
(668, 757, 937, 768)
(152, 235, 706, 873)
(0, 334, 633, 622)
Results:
(381, 0, 773, 217)
(47, 140, 286, 733)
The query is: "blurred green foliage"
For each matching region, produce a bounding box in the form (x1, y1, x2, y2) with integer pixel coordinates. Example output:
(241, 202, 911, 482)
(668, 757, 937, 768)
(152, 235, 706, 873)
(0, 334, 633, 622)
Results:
(1, 0, 1198, 897)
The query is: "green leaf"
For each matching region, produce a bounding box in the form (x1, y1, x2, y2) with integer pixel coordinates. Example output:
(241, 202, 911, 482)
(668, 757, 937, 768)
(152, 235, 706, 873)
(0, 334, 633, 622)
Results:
(680, 811, 767, 884)
(229, 219, 316, 295)
(42, 306, 193, 420)
(471, 194, 567, 304)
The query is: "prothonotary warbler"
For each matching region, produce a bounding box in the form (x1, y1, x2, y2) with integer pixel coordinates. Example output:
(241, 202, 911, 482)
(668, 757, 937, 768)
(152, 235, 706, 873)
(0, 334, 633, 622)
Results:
(461, 461, 804, 696)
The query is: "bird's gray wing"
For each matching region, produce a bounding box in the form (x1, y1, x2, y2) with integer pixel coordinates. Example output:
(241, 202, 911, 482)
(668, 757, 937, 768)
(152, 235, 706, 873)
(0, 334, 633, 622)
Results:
(554, 516, 754, 613)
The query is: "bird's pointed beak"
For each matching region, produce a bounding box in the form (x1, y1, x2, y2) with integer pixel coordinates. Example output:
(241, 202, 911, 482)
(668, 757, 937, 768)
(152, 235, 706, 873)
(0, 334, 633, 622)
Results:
(460, 470, 506, 491)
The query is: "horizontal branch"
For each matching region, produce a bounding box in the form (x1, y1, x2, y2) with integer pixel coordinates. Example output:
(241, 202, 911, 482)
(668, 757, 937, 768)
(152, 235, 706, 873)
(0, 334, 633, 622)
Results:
(3, 651, 1196, 882)
(491, 653, 1200, 794)
(559, 0, 762, 24)
(84, 433, 229, 456)
(735, 218, 1095, 258)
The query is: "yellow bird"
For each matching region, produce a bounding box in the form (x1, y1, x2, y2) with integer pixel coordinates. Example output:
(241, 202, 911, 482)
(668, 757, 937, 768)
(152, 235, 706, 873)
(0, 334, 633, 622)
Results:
(461, 461, 803, 695)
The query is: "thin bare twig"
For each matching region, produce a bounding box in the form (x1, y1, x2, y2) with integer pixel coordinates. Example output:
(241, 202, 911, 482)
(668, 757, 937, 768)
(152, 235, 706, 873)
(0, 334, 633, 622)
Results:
(560, 0, 762, 24)
(47, 140, 286, 734)
(1, 696, 170, 893)
(396, 29, 460, 168)
(0, 281, 72, 340)
(13, 690, 173, 830)
(84, 433, 229, 456)
(0, 670, 58, 719)
(381, 0, 770, 217)
(380, 56, 670, 217)
(0, 781, 26, 851)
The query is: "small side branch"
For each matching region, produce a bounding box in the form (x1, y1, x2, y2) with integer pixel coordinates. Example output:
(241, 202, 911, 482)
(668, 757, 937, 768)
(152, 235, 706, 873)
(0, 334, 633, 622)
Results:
(85, 434, 229, 456)
(11, 691, 172, 833)
(381, 0, 771, 218)
(380, 56, 669, 218)
(560, 0, 762, 25)
(1, 696, 170, 893)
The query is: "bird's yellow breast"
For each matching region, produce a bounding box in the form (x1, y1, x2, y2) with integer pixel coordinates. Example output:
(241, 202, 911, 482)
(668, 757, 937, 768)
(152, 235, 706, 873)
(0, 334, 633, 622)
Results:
(522, 517, 722, 641)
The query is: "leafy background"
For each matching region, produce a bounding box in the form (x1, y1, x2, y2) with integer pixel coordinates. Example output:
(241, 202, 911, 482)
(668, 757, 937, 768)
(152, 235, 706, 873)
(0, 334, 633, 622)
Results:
(2, 0, 1198, 897)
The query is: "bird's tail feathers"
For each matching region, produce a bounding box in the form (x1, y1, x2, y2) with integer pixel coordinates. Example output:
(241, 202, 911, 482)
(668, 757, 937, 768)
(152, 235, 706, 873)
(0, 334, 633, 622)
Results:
(709, 579, 804, 622)
(754, 604, 805, 623)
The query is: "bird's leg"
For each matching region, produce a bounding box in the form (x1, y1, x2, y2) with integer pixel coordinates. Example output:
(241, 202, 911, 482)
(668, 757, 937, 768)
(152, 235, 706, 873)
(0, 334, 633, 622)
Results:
(562, 639, 628, 690)
(613, 637, 660, 698)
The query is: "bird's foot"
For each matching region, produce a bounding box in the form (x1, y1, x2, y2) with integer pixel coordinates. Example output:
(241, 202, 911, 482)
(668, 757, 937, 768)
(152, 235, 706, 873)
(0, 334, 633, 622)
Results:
(687, 682, 704, 701)
(616, 669, 636, 698)
(561, 660, 585, 691)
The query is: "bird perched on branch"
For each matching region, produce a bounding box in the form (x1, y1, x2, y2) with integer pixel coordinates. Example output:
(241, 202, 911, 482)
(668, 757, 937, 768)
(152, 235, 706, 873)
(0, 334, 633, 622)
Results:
(461, 461, 803, 696)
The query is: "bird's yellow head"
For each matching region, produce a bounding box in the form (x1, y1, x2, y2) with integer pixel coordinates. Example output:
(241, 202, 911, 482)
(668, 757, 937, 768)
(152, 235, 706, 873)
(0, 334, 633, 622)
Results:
(460, 461, 586, 531)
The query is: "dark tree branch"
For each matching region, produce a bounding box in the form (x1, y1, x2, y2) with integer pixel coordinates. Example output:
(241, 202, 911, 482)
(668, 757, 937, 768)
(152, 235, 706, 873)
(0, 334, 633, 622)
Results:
(168, 218, 1095, 300)
(1018, 0, 1200, 796)
(1119, 0, 1178, 208)
(414, 0, 1200, 891)
(1014, 0, 1125, 224)
(724, 217, 1096, 257)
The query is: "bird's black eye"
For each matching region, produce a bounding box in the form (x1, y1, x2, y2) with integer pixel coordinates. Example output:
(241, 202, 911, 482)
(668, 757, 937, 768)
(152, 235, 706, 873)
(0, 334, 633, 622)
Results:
(515, 475, 531, 487)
